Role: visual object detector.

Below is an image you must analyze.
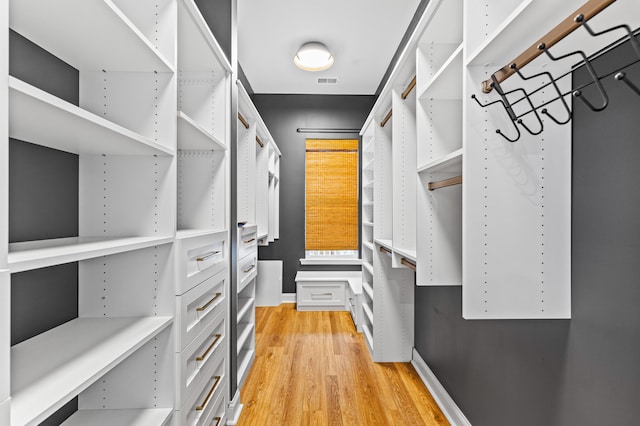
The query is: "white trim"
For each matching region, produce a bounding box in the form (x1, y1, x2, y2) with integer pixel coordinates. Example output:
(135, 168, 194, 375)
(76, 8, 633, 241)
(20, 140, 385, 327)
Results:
(226, 390, 243, 425)
(299, 258, 362, 266)
(411, 348, 472, 426)
(281, 293, 296, 304)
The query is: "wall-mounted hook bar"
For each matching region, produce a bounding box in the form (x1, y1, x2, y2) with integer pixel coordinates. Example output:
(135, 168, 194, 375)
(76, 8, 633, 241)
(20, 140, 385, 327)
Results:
(428, 175, 462, 191)
(615, 72, 640, 96)
(541, 43, 609, 111)
(511, 63, 572, 125)
(577, 15, 640, 59)
(471, 94, 521, 142)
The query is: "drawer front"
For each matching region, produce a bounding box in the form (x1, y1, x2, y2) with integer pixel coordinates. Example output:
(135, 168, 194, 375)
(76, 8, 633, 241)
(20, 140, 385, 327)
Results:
(347, 286, 357, 317)
(176, 270, 226, 351)
(238, 254, 257, 294)
(203, 388, 227, 426)
(176, 312, 225, 407)
(238, 226, 257, 259)
(180, 359, 226, 426)
(176, 232, 227, 295)
(297, 282, 345, 307)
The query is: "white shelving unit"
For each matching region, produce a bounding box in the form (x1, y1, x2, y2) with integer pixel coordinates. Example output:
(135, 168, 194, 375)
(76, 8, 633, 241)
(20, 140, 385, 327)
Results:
(175, 0, 231, 422)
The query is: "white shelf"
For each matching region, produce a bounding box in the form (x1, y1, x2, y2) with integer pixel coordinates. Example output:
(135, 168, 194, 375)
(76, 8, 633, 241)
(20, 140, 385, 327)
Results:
(9, 77, 174, 157)
(237, 349, 255, 388)
(11, 316, 173, 426)
(236, 323, 255, 355)
(61, 408, 173, 426)
(362, 280, 373, 300)
(237, 297, 254, 323)
(374, 239, 393, 252)
(363, 222, 374, 228)
(417, 148, 463, 175)
(175, 228, 227, 241)
(418, 44, 463, 100)
(10, 0, 174, 72)
(363, 261, 374, 277)
(177, 111, 226, 151)
(362, 302, 374, 325)
(394, 247, 417, 263)
(177, 0, 232, 72)
(363, 241, 374, 252)
(8, 236, 174, 273)
(362, 322, 374, 353)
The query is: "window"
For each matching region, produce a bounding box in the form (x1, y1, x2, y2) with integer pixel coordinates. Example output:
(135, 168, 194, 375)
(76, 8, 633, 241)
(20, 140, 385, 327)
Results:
(305, 139, 359, 258)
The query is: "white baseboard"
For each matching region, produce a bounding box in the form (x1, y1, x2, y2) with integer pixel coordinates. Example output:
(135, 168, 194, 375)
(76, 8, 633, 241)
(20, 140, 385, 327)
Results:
(226, 390, 243, 425)
(411, 348, 472, 426)
(281, 293, 296, 304)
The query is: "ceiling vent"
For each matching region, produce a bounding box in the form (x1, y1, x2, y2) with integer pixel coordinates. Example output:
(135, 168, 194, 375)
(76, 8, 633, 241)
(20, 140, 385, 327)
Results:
(317, 77, 338, 84)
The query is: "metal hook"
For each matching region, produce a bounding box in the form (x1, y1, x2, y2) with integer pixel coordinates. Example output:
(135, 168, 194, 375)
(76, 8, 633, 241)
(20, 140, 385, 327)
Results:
(510, 63, 572, 125)
(576, 14, 640, 59)
(539, 42, 609, 112)
(615, 72, 640, 96)
(471, 94, 521, 142)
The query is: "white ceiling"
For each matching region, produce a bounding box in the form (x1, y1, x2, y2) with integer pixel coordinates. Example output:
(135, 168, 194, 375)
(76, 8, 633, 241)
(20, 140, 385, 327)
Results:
(238, 0, 421, 95)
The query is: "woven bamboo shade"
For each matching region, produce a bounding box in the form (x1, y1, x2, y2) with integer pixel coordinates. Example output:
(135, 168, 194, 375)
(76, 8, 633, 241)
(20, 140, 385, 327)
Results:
(305, 139, 359, 251)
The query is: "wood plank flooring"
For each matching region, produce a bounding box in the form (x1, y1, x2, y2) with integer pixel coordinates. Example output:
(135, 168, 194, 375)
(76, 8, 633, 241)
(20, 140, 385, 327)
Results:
(237, 304, 449, 425)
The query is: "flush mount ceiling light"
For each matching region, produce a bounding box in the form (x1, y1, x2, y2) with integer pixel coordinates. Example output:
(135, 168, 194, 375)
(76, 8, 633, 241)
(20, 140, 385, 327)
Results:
(294, 42, 334, 72)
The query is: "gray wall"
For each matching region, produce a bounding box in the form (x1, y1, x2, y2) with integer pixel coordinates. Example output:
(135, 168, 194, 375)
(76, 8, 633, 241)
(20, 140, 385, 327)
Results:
(253, 94, 375, 293)
(415, 40, 640, 426)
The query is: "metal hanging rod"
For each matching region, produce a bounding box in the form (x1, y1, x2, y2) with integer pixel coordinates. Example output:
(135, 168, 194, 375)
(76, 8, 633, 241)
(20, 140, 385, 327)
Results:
(256, 135, 264, 148)
(379, 246, 392, 256)
(428, 175, 462, 191)
(237, 112, 250, 129)
(401, 257, 416, 271)
(402, 76, 417, 99)
(380, 109, 393, 127)
(482, 0, 617, 93)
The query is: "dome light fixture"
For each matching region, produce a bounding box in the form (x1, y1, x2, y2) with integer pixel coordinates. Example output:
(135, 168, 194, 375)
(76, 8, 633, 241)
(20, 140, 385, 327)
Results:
(294, 42, 334, 72)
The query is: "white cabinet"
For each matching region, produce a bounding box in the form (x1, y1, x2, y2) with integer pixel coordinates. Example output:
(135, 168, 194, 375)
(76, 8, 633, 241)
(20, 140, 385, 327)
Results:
(236, 225, 257, 390)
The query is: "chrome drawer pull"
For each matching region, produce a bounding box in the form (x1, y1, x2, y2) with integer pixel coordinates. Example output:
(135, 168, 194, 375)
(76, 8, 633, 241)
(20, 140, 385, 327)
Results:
(196, 375, 221, 411)
(196, 334, 222, 362)
(196, 251, 221, 262)
(196, 292, 222, 312)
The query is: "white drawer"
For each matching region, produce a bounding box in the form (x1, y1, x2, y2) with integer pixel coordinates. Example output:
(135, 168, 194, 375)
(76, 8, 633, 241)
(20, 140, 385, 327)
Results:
(297, 282, 345, 308)
(178, 361, 226, 426)
(176, 270, 226, 351)
(175, 231, 227, 295)
(176, 312, 225, 408)
(201, 387, 226, 426)
(238, 226, 257, 260)
(238, 255, 257, 294)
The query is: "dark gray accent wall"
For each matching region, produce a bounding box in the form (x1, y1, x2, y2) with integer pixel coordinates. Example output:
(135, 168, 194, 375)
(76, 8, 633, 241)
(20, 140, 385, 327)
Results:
(196, 0, 232, 64)
(415, 40, 640, 426)
(253, 94, 375, 293)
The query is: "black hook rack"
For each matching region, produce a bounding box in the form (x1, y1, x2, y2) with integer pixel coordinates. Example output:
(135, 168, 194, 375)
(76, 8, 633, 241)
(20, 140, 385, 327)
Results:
(472, 8, 640, 142)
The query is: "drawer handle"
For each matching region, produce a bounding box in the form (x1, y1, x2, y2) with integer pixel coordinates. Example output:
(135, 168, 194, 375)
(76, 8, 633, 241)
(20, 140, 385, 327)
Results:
(243, 238, 256, 244)
(349, 297, 355, 307)
(196, 251, 221, 262)
(243, 264, 255, 273)
(196, 375, 221, 411)
(214, 418, 221, 426)
(196, 333, 222, 362)
(197, 292, 222, 312)
(311, 292, 332, 298)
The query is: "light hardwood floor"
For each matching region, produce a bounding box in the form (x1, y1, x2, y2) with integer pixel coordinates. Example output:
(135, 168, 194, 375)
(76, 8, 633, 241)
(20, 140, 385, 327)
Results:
(237, 304, 449, 425)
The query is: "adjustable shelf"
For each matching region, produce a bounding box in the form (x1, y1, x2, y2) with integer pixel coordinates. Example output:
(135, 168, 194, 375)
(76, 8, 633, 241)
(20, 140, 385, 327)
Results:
(177, 112, 226, 151)
(9, 78, 174, 157)
(237, 297, 255, 323)
(362, 280, 374, 300)
(10, 0, 174, 72)
(236, 349, 255, 388)
(417, 148, 463, 175)
(11, 316, 173, 426)
(393, 247, 417, 263)
(8, 236, 174, 273)
(374, 239, 393, 252)
(418, 44, 463, 100)
(61, 409, 173, 426)
(236, 323, 255, 355)
(362, 302, 374, 326)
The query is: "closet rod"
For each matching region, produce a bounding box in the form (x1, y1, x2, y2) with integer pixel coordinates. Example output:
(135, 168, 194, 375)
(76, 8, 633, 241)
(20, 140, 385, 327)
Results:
(256, 135, 264, 148)
(428, 175, 462, 191)
(482, 0, 617, 93)
(238, 112, 250, 129)
(402, 76, 417, 99)
(379, 246, 392, 256)
(380, 109, 393, 127)
(401, 257, 416, 271)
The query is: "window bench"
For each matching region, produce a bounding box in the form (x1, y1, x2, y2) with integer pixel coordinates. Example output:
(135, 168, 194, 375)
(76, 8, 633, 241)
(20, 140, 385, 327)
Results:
(294, 270, 362, 332)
